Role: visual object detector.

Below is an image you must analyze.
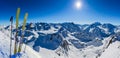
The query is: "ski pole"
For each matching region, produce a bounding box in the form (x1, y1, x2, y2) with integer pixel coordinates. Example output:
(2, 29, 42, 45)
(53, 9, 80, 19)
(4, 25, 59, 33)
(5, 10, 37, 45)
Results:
(10, 16, 13, 58)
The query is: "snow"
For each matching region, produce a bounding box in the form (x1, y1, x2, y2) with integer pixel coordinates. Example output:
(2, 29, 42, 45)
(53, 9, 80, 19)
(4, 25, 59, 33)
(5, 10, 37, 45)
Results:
(38, 26, 59, 34)
(0, 29, 41, 58)
(67, 33, 79, 40)
(99, 41, 120, 58)
(23, 44, 42, 58)
(0, 22, 120, 58)
(98, 26, 110, 34)
(27, 35, 34, 41)
(89, 28, 95, 32)
(31, 30, 39, 38)
(114, 26, 120, 33)
(83, 26, 89, 30)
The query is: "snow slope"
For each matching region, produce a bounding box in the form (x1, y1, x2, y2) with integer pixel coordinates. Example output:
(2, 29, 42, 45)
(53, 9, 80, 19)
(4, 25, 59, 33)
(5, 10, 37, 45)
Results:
(0, 29, 41, 58)
(99, 41, 120, 58)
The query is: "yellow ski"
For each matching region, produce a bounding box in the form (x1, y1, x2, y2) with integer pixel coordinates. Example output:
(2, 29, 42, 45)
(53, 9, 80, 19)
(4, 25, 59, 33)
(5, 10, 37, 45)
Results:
(14, 8, 20, 54)
(18, 13, 28, 53)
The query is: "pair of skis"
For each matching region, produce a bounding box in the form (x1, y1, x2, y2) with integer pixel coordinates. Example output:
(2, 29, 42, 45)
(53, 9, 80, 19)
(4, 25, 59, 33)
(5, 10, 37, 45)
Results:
(13, 8, 28, 55)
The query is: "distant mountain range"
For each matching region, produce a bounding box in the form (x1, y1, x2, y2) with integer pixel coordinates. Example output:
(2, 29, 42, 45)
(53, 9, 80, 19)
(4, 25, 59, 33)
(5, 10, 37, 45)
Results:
(3, 22, 120, 58)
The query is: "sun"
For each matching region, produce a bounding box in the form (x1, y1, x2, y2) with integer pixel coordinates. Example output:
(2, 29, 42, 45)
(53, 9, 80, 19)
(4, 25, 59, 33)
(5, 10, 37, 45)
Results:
(75, 0, 82, 9)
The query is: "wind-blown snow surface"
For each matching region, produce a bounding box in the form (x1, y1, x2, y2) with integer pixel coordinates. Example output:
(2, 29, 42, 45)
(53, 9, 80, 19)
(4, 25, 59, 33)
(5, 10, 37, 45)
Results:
(1, 22, 120, 58)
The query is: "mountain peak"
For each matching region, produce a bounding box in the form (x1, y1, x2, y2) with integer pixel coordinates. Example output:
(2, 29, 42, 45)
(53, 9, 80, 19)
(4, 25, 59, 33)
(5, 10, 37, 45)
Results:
(90, 22, 101, 27)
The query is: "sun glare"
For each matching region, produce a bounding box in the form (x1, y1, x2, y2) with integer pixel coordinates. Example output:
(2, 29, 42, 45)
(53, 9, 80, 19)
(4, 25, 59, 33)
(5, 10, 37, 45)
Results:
(75, 0, 82, 9)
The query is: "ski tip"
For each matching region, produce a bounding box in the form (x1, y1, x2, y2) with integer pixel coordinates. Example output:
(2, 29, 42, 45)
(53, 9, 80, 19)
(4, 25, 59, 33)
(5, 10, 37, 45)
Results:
(17, 8, 20, 11)
(16, 8, 20, 14)
(10, 16, 13, 22)
(25, 12, 28, 18)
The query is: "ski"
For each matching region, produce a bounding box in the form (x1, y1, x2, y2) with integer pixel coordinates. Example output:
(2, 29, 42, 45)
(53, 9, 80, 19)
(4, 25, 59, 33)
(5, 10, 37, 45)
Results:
(14, 8, 20, 54)
(10, 16, 13, 58)
(18, 13, 28, 53)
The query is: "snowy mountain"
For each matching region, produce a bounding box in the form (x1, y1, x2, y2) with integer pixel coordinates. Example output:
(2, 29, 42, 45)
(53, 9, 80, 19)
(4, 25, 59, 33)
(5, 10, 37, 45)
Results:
(1, 22, 120, 58)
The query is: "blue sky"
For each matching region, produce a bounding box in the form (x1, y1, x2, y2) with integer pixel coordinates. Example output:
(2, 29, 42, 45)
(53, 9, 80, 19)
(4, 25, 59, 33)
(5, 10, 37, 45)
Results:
(0, 0, 120, 25)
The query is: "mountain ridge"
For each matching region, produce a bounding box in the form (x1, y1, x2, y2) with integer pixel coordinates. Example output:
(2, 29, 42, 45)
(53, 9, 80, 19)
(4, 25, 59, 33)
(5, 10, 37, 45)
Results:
(1, 22, 120, 58)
